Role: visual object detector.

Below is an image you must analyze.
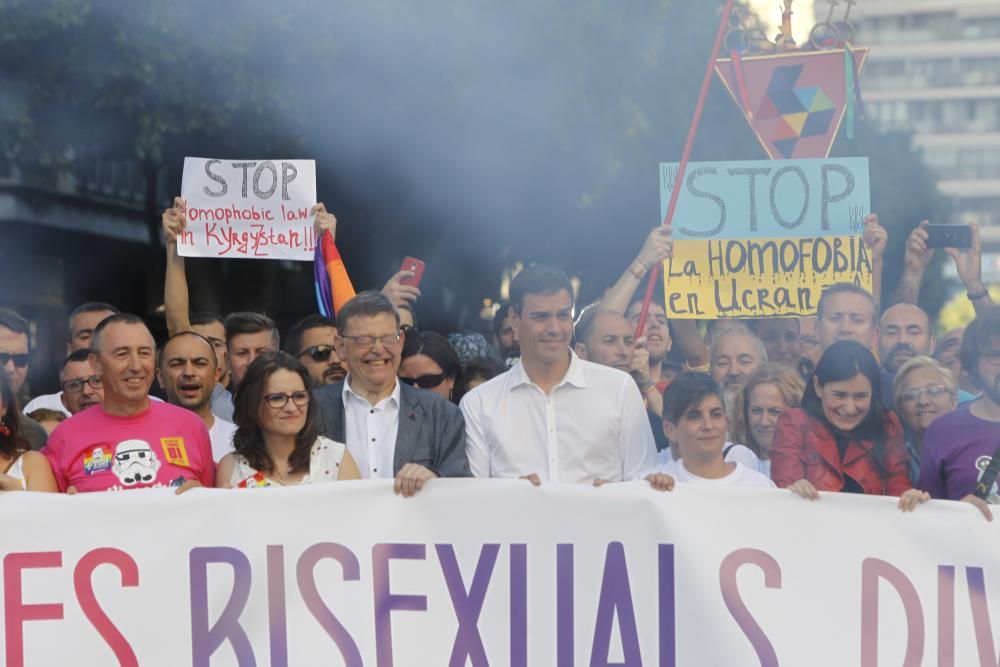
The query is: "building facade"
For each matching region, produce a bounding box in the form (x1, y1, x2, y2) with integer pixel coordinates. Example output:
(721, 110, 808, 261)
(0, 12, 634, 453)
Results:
(857, 0, 1000, 263)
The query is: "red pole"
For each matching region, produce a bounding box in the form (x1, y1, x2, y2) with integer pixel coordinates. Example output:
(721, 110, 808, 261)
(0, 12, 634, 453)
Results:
(635, 0, 736, 338)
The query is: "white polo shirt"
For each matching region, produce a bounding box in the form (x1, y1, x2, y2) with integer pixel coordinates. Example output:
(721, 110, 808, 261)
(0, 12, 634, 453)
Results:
(461, 350, 657, 483)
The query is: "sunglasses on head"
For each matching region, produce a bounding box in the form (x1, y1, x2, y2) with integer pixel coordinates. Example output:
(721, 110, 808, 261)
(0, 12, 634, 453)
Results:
(0, 352, 29, 369)
(399, 373, 448, 389)
(300, 345, 334, 362)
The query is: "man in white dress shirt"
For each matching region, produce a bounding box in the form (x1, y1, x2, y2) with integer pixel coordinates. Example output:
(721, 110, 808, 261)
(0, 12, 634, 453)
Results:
(461, 264, 671, 489)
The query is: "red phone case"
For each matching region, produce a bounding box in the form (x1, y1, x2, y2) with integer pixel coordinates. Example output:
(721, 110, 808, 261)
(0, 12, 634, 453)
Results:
(399, 257, 425, 287)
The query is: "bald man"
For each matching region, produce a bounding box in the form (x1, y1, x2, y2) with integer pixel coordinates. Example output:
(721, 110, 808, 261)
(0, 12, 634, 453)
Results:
(877, 303, 935, 408)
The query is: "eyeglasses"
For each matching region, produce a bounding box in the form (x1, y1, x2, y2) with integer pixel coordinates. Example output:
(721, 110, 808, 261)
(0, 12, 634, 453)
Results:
(62, 375, 103, 394)
(264, 391, 311, 409)
(899, 385, 951, 404)
(0, 352, 29, 369)
(340, 333, 401, 349)
(299, 345, 334, 362)
(399, 373, 448, 389)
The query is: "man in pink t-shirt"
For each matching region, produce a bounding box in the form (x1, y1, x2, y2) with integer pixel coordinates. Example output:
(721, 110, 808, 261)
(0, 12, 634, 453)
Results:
(45, 314, 214, 493)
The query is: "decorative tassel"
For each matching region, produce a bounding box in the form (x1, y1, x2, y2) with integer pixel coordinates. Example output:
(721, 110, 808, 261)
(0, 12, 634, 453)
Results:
(313, 239, 333, 317)
(844, 48, 856, 139)
(730, 49, 754, 120)
(848, 45, 865, 119)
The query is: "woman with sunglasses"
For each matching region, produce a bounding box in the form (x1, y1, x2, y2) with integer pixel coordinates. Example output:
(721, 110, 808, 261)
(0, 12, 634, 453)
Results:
(399, 330, 465, 404)
(216, 352, 360, 487)
(0, 373, 58, 492)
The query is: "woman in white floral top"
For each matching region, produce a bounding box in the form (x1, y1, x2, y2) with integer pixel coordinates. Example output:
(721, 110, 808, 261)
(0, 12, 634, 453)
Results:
(216, 352, 360, 488)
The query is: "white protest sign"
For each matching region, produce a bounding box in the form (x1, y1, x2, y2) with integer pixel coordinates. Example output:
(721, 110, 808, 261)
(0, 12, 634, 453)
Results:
(178, 157, 318, 261)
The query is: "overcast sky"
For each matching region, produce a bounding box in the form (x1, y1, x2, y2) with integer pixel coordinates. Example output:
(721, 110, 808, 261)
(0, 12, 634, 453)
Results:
(748, 0, 817, 46)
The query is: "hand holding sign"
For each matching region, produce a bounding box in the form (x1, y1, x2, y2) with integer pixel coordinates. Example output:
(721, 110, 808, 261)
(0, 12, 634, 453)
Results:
(312, 203, 337, 241)
(862, 213, 887, 262)
(630, 337, 652, 386)
(637, 225, 674, 271)
(163, 197, 186, 243)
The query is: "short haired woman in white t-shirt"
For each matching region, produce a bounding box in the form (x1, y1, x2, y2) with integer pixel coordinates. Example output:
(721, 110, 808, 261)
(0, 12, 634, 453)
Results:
(217, 352, 360, 488)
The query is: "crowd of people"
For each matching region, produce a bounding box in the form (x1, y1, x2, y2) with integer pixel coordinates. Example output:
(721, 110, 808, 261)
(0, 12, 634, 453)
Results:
(0, 202, 997, 522)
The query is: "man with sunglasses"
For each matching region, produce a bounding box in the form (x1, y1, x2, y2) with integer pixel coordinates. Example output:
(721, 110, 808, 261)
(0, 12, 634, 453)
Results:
(285, 314, 346, 387)
(313, 291, 470, 497)
(0, 307, 48, 450)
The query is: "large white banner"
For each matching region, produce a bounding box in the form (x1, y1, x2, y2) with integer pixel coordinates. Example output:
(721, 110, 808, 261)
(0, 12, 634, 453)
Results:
(1, 481, 997, 666)
(179, 157, 317, 261)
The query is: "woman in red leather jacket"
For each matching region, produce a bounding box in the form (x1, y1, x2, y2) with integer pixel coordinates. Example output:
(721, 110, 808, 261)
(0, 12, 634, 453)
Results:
(771, 340, 917, 500)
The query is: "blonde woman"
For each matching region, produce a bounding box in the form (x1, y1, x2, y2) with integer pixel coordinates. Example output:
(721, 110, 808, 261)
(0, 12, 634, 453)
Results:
(729, 363, 806, 476)
(892, 356, 958, 485)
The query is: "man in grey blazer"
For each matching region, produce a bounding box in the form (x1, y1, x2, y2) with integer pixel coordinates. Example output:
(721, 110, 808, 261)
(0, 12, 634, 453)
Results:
(312, 291, 470, 496)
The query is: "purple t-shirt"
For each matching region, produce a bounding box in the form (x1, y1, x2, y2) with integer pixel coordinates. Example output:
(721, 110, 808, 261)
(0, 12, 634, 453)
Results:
(919, 402, 1000, 502)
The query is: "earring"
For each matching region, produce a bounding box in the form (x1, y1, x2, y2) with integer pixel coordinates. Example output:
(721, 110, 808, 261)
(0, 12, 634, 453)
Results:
(0, 416, 9, 437)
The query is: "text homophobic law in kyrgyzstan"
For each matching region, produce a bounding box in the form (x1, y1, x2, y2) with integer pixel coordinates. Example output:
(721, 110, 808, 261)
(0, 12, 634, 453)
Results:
(659, 157, 872, 318)
(179, 158, 318, 261)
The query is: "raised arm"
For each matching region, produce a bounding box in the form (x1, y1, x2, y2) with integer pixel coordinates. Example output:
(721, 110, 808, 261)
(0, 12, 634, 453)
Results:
(862, 214, 888, 312)
(162, 197, 192, 336)
(602, 225, 673, 313)
(945, 223, 994, 315)
(889, 221, 934, 307)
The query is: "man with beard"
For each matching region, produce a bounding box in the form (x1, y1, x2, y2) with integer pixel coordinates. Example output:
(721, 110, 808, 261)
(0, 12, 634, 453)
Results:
(624, 298, 674, 391)
(285, 314, 346, 387)
(59, 349, 104, 415)
(462, 265, 671, 490)
(45, 314, 214, 493)
(934, 328, 978, 395)
(877, 303, 935, 409)
(157, 332, 236, 462)
(492, 303, 520, 367)
(920, 306, 1000, 519)
(710, 326, 767, 412)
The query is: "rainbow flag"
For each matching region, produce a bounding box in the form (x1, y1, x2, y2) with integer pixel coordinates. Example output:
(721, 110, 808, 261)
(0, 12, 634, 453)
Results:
(313, 231, 356, 317)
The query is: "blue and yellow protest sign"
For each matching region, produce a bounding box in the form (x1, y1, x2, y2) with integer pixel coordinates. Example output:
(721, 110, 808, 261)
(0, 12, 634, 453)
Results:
(660, 156, 871, 318)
